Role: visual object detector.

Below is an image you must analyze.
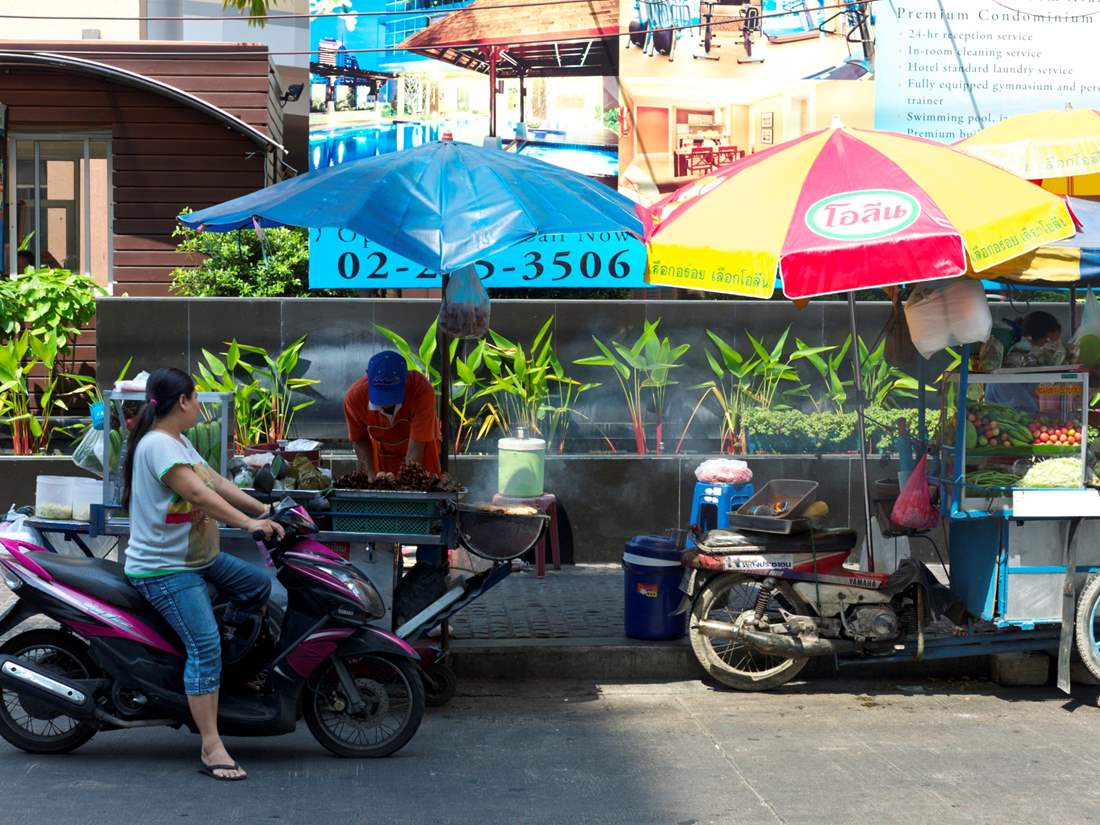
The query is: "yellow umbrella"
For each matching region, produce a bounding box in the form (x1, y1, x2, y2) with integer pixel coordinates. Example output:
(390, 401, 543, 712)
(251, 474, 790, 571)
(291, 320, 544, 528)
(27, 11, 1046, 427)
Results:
(955, 106, 1100, 195)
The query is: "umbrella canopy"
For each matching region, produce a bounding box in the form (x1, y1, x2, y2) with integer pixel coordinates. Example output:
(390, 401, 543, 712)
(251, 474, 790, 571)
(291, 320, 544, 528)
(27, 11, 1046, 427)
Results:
(643, 124, 1076, 300)
(179, 141, 643, 274)
(974, 196, 1100, 285)
(955, 108, 1100, 181)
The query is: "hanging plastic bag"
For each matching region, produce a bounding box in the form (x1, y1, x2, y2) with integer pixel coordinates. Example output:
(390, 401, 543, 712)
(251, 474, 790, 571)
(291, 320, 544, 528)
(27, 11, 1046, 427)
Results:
(438, 263, 490, 339)
(71, 402, 117, 478)
(890, 455, 939, 531)
(1072, 288, 1100, 344)
(942, 278, 992, 348)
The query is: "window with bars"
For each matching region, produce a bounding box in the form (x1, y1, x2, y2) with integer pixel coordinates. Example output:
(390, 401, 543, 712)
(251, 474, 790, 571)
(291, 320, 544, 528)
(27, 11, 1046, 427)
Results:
(3, 135, 111, 285)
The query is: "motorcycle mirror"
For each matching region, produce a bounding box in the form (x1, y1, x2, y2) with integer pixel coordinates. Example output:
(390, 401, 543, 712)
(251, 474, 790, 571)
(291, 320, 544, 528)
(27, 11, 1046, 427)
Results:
(253, 466, 276, 496)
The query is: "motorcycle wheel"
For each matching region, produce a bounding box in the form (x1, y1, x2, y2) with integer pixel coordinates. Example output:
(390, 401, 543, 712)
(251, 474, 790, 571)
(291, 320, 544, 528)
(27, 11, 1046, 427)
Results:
(0, 629, 99, 754)
(304, 654, 425, 758)
(1074, 573, 1100, 680)
(422, 663, 458, 708)
(690, 574, 810, 691)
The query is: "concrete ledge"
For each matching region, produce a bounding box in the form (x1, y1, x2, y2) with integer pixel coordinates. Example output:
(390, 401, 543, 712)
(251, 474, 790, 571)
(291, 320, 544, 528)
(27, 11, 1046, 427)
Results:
(451, 637, 703, 681)
(451, 636, 996, 684)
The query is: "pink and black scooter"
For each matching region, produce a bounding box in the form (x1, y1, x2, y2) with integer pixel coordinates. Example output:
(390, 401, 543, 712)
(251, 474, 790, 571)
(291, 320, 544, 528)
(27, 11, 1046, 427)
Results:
(0, 498, 424, 758)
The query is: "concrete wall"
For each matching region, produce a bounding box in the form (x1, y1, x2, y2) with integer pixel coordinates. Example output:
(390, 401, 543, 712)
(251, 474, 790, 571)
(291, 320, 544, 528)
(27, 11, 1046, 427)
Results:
(96, 296, 1055, 452)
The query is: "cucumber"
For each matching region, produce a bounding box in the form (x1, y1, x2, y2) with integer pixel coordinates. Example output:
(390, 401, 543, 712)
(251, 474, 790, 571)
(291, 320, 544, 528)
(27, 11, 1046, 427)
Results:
(195, 422, 210, 461)
(207, 420, 221, 467)
(966, 422, 978, 449)
(109, 429, 122, 472)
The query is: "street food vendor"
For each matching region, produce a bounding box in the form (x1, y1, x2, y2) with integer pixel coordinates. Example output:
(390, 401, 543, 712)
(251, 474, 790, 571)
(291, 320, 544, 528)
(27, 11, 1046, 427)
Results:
(985, 311, 1063, 414)
(343, 350, 441, 479)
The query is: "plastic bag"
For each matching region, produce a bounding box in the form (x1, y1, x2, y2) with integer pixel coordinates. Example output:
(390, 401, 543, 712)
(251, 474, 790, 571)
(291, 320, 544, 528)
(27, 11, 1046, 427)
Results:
(72, 427, 107, 477)
(1073, 288, 1100, 344)
(904, 279, 992, 359)
(890, 455, 939, 531)
(694, 459, 753, 485)
(438, 264, 490, 339)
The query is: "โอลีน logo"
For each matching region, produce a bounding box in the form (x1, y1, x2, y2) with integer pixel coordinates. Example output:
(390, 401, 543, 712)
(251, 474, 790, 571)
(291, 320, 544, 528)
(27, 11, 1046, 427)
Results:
(804, 189, 921, 241)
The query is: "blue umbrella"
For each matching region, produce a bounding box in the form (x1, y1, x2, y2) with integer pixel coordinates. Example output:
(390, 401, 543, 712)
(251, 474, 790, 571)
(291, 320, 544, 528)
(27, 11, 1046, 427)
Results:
(179, 140, 644, 274)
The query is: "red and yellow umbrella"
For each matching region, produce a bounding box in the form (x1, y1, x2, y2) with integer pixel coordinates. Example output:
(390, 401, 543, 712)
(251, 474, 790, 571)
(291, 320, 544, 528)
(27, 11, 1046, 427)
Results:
(643, 124, 1076, 300)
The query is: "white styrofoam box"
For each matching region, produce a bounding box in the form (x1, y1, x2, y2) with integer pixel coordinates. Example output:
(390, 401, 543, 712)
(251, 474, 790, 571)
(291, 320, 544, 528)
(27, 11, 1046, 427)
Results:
(1013, 489, 1100, 518)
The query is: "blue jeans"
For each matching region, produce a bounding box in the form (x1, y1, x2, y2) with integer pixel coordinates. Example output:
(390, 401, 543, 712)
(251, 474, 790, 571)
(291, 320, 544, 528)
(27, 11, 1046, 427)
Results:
(129, 553, 271, 696)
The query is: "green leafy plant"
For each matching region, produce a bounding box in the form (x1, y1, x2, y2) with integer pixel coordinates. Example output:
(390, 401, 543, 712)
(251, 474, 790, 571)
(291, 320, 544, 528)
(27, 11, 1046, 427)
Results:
(794, 336, 851, 414)
(170, 216, 322, 297)
(678, 330, 756, 454)
(0, 333, 65, 455)
(0, 267, 103, 453)
(194, 338, 319, 448)
(855, 336, 921, 408)
(575, 319, 689, 454)
(478, 318, 597, 453)
(741, 408, 857, 454)
(375, 321, 442, 390)
(743, 327, 832, 411)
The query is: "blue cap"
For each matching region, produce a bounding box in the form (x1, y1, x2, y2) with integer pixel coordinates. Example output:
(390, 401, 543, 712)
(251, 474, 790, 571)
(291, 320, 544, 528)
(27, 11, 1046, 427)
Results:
(367, 350, 408, 407)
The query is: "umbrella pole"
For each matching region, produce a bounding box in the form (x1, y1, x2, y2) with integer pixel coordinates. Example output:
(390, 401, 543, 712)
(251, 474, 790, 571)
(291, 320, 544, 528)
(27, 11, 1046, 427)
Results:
(439, 272, 452, 474)
(847, 292, 875, 572)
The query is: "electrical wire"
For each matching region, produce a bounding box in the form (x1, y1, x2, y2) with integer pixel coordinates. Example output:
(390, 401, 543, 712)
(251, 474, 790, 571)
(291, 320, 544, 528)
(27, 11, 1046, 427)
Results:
(0, 0, 877, 59)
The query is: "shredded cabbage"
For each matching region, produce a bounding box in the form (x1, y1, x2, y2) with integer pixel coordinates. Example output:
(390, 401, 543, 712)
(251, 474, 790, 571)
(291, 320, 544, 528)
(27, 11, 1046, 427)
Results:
(1020, 458, 1087, 488)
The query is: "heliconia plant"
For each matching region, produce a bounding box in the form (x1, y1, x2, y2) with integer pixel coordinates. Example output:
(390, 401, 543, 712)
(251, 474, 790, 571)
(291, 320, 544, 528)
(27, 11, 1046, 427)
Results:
(575, 319, 688, 454)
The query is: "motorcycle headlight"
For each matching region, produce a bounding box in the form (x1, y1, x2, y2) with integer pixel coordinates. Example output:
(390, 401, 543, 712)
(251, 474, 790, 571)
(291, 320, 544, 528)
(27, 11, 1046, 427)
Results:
(321, 566, 385, 619)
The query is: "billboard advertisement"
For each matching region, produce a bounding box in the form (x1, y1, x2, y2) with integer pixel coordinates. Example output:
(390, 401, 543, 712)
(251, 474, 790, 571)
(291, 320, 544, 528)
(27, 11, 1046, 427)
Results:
(307, 0, 1100, 290)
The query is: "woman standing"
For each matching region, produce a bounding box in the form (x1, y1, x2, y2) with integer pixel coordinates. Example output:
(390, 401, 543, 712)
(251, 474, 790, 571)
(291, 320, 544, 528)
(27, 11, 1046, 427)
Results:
(122, 368, 283, 781)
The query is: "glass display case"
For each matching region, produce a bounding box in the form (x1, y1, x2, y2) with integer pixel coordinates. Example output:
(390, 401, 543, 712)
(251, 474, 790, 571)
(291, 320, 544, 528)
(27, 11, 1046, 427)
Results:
(946, 368, 1089, 512)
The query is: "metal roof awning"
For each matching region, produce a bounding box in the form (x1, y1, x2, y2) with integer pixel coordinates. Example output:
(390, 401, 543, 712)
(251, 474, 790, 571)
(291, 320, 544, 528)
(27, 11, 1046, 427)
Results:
(0, 50, 285, 154)
(398, 0, 618, 77)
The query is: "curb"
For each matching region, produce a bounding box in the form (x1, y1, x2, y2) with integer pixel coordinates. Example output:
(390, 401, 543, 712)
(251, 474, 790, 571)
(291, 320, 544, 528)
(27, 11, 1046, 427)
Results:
(450, 636, 993, 683)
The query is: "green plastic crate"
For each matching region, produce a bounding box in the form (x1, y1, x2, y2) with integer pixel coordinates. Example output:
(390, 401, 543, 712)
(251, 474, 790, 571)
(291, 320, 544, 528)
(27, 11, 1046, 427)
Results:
(329, 491, 443, 537)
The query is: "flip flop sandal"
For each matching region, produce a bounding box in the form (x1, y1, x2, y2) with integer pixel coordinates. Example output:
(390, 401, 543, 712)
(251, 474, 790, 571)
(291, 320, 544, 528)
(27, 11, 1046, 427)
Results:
(199, 761, 247, 782)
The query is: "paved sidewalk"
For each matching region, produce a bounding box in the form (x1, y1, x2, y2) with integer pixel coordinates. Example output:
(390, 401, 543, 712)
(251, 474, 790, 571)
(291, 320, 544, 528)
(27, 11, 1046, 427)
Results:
(449, 564, 625, 640)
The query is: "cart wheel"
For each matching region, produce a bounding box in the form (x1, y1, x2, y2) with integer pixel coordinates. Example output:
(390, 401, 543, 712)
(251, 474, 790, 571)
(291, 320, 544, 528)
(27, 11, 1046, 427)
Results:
(628, 19, 647, 48)
(422, 663, 458, 707)
(1074, 573, 1100, 681)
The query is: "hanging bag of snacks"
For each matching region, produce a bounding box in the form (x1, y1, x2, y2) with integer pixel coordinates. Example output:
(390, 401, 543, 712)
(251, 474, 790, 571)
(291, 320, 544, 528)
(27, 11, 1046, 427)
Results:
(438, 263, 491, 339)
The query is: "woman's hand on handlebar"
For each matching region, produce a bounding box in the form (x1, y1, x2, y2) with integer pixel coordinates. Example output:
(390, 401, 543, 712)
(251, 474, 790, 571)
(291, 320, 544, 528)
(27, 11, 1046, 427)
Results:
(247, 518, 285, 542)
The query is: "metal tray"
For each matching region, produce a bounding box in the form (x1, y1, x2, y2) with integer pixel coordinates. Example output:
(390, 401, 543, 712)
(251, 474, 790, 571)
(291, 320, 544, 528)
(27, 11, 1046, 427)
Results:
(724, 514, 813, 535)
(735, 480, 819, 519)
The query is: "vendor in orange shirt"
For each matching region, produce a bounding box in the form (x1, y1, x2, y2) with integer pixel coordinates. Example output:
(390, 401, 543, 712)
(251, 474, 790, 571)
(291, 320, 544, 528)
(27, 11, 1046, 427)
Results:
(343, 350, 441, 479)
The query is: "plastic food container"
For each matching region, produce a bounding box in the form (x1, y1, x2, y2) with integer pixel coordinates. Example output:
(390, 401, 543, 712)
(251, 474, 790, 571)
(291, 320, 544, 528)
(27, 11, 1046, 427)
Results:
(497, 437, 546, 498)
(71, 478, 103, 522)
(35, 476, 74, 520)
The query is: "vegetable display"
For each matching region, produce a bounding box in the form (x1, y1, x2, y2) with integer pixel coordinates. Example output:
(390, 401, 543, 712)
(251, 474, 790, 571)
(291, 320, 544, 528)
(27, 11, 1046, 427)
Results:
(184, 421, 222, 467)
(1019, 457, 1089, 489)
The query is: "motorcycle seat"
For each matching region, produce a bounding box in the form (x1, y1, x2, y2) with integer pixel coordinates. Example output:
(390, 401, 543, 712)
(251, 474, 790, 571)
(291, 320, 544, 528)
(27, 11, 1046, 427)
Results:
(33, 553, 156, 611)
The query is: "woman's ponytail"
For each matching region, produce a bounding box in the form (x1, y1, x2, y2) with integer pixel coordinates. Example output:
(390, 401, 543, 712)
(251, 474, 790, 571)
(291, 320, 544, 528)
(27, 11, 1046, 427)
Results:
(120, 368, 195, 509)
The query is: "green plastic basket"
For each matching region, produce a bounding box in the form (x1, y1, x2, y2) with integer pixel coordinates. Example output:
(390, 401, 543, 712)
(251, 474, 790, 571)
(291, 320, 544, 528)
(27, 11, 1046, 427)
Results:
(329, 491, 445, 537)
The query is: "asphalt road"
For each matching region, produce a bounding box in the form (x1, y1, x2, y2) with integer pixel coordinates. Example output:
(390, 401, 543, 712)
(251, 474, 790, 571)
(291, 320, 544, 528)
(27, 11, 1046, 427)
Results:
(2, 677, 1100, 825)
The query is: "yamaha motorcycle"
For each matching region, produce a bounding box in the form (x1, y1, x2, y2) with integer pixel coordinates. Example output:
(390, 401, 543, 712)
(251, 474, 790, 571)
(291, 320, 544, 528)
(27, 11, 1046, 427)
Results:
(0, 498, 424, 758)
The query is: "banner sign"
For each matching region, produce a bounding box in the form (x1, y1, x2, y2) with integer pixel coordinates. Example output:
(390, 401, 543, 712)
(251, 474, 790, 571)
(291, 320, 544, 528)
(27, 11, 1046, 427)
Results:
(875, 0, 1100, 141)
(309, 228, 648, 289)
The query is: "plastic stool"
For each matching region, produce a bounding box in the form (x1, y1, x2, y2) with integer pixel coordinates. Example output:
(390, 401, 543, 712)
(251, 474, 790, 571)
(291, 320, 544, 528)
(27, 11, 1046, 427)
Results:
(491, 493, 561, 577)
(688, 481, 754, 540)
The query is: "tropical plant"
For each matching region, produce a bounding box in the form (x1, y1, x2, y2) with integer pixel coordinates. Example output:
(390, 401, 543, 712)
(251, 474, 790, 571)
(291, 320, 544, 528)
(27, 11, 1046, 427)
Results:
(477, 318, 596, 452)
(0, 266, 104, 376)
(374, 321, 442, 390)
(194, 337, 319, 448)
(170, 216, 321, 298)
(678, 330, 757, 454)
(794, 336, 851, 414)
(222, 0, 271, 24)
(0, 333, 65, 455)
(574, 319, 689, 454)
(854, 336, 922, 408)
(743, 327, 832, 411)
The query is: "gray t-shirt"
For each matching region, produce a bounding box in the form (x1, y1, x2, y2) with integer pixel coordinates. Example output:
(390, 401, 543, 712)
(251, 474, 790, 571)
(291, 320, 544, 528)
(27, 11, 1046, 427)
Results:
(125, 431, 220, 578)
